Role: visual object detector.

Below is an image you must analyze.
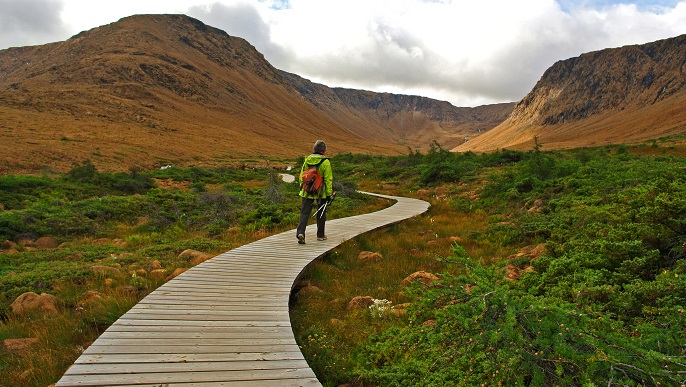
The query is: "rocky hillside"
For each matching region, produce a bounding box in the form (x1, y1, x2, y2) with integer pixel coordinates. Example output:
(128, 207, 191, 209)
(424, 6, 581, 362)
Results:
(281, 71, 514, 150)
(455, 34, 686, 152)
(0, 14, 511, 174)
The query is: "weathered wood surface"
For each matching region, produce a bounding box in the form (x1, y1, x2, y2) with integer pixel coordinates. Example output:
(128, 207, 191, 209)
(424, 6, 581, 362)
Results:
(56, 192, 429, 386)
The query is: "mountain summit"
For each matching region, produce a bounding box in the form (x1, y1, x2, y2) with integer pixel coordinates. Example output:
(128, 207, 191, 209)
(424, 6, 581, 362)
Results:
(0, 14, 512, 173)
(0, 14, 385, 172)
(455, 34, 686, 152)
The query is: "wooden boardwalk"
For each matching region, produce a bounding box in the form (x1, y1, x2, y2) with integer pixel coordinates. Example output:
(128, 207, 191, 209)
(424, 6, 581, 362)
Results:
(56, 192, 430, 386)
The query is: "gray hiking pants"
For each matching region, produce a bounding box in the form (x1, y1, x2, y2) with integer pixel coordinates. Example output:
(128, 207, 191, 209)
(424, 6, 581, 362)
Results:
(296, 197, 327, 239)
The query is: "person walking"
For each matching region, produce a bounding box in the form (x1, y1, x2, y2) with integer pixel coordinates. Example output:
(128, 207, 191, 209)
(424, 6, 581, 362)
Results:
(296, 140, 333, 244)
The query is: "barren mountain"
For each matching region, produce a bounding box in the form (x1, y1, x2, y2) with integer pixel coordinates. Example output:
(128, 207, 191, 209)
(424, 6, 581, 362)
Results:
(455, 34, 686, 152)
(0, 14, 401, 173)
(0, 14, 511, 174)
(281, 71, 514, 150)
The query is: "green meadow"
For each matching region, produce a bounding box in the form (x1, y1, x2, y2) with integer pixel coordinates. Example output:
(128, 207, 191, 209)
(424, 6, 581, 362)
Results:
(1, 139, 686, 386)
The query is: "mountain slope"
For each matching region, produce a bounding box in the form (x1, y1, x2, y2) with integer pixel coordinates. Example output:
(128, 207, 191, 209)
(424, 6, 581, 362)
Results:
(455, 34, 686, 152)
(0, 14, 403, 173)
(0, 14, 512, 173)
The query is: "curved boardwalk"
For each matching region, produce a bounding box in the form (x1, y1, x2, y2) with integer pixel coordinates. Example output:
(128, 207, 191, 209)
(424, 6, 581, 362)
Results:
(56, 192, 430, 386)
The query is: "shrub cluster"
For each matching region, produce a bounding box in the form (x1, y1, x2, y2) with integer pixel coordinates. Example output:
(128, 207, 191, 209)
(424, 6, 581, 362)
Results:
(301, 142, 686, 386)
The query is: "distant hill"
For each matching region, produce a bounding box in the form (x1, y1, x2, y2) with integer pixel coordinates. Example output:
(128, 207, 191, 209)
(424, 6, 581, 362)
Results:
(455, 34, 686, 152)
(281, 71, 514, 150)
(0, 14, 512, 174)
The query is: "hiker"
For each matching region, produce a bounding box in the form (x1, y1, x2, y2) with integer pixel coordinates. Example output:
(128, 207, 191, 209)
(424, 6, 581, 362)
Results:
(296, 140, 333, 244)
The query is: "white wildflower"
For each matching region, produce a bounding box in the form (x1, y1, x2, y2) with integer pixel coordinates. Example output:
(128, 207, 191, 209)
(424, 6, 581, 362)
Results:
(369, 298, 393, 318)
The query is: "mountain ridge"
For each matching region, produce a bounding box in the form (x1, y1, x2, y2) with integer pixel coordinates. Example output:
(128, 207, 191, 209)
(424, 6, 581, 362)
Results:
(455, 34, 686, 152)
(0, 14, 512, 174)
(281, 70, 514, 149)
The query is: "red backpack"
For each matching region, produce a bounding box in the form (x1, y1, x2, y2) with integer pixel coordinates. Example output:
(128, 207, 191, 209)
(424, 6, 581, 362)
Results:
(301, 158, 326, 196)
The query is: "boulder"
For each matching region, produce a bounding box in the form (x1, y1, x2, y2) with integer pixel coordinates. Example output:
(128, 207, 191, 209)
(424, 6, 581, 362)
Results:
(1, 240, 17, 250)
(149, 269, 167, 277)
(17, 238, 35, 247)
(166, 268, 188, 280)
(90, 266, 121, 276)
(3, 338, 39, 352)
(346, 296, 374, 311)
(92, 238, 111, 245)
(507, 243, 546, 261)
(418, 230, 435, 237)
(504, 264, 521, 281)
(298, 285, 324, 297)
(402, 271, 439, 286)
(504, 264, 535, 281)
(113, 239, 128, 248)
(527, 199, 544, 213)
(178, 249, 214, 265)
(529, 243, 546, 260)
(34, 237, 58, 249)
(150, 260, 162, 270)
(11, 292, 60, 316)
(358, 251, 383, 263)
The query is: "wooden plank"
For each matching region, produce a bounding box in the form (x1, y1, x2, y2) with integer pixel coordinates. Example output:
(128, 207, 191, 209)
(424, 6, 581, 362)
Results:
(100, 330, 295, 339)
(57, 368, 318, 385)
(74, 352, 307, 364)
(105, 325, 295, 334)
(82, 344, 303, 354)
(86, 337, 298, 346)
(112, 319, 293, 327)
(108, 379, 322, 387)
(65, 359, 313, 374)
(116, 314, 290, 322)
(148, 290, 289, 298)
(114, 379, 322, 387)
(136, 299, 285, 307)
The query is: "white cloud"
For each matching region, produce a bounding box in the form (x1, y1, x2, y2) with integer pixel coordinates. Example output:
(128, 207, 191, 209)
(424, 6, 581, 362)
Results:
(250, 0, 686, 105)
(1, 0, 685, 106)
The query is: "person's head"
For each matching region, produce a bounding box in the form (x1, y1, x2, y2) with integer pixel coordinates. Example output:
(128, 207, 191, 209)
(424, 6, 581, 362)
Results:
(313, 140, 327, 154)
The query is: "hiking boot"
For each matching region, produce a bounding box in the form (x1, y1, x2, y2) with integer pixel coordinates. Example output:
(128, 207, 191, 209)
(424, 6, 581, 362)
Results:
(317, 235, 327, 241)
(297, 234, 306, 244)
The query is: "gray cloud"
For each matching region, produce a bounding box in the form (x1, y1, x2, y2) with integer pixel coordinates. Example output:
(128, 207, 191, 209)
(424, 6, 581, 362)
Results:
(270, 1, 686, 106)
(0, 0, 69, 48)
(1, 0, 685, 107)
(188, 2, 292, 68)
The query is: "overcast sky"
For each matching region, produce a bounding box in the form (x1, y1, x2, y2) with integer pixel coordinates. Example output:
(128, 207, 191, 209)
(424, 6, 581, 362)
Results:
(1, 0, 685, 106)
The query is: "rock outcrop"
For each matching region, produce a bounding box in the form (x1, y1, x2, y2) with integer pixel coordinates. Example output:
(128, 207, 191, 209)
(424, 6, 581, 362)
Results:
(456, 34, 686, 152)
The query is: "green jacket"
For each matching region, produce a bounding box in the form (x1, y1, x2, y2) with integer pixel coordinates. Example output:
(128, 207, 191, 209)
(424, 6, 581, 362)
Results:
(299, 154, 333, 199)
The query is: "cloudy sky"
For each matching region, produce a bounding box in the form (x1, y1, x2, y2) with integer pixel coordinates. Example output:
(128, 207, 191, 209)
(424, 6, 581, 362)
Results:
(1, 0, 685, 106)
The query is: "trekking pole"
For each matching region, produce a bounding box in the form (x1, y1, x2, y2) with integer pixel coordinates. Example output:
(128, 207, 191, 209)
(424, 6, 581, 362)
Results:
(312, 191, 336, 218)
